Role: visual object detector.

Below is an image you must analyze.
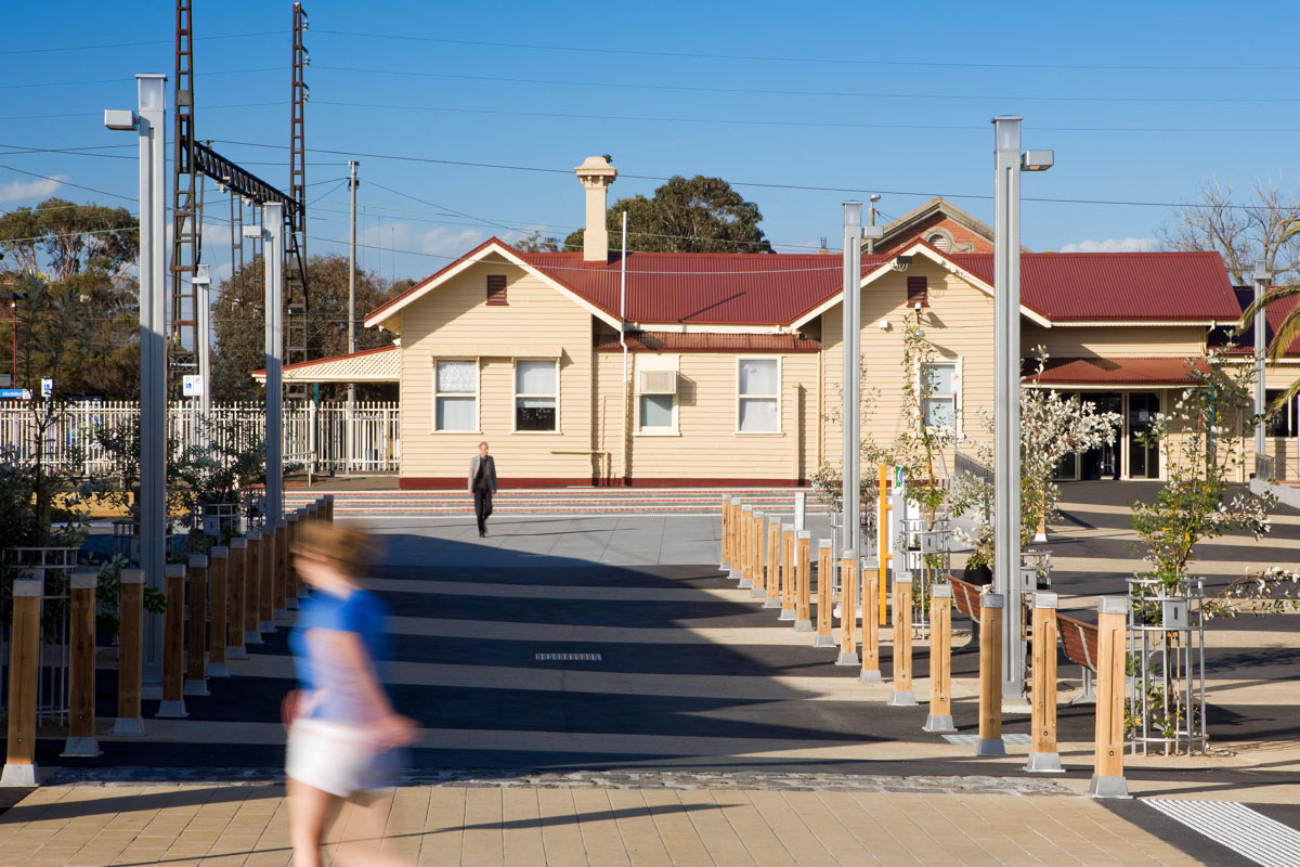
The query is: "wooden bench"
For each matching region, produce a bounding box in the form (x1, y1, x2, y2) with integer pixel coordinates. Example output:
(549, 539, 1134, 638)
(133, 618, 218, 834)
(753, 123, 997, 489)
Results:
(1057, 612, 1099, 705)
(947, 575, 986, 652)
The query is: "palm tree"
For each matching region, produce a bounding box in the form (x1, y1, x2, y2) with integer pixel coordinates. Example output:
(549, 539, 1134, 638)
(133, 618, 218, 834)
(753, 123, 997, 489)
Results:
(1239, 219, 1300, 409)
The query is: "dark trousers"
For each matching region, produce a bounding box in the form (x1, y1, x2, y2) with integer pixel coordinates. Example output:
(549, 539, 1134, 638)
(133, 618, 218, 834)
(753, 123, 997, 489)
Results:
(473, 488, 493, 534)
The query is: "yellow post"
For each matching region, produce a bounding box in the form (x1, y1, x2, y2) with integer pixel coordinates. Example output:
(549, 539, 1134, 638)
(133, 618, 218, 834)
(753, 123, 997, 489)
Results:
(750, 511, 767, 599)
(975, 591, 1004, 756)
(1027, 592, 1063, 773)
(779, 523, 796, 620)
(113, 568, 146, 736)
(727, 499, 741, 579)
(227, 537, 248, 659)
(2, 578, 43, 786)
(739, 505, 754, 589)
(158, 564, 188, 718)
(888, 571, 916, 703)
(1089, 597, 1130, 798)
(765, 519, 781, 609)
(794, 531, 812, 632)
(207, 546, 230, 677)
(860, 562, 882, 683)
(923, 582, 956, 733)
(837, 552, 859, 666)
(62, 572, 102, 757)
(184, 555, 209, 697)
(720, 496, 731, 572)
(879, 464, 891, 626)
(815, 539, 835, 648)
(244, 531, 264, 645)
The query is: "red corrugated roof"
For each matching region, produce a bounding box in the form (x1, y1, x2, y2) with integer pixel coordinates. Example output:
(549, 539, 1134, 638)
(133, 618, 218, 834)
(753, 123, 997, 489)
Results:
(1219, 289, 1300, 356)
(949, 251, 1239, 321)
(1024, 356, 1211, 387)
(593, 332, 822, 353)
(365, 238, 1239, 328)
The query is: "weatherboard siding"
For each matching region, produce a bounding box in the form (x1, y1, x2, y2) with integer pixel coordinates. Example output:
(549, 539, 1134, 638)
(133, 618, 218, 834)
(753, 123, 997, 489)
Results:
(397, 256, 595, 482)
(1022, 324, 1207, 359)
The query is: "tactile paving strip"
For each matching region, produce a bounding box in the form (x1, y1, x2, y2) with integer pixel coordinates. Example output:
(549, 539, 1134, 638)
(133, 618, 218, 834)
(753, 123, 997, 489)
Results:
(1145, 800, 1300, 867)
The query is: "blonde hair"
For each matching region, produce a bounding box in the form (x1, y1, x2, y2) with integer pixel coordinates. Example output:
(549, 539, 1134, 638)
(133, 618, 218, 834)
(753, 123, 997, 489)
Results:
(294, 520, 375, 580)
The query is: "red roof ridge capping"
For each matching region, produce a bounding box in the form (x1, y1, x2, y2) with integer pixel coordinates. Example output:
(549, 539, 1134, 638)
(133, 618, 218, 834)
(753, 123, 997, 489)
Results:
(593, 331, 822, 353)
(365, 235, 516, 322)
(253, 343, 399, 376)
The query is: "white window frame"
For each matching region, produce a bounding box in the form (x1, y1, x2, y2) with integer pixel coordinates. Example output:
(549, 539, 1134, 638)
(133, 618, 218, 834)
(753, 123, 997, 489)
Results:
(736, 355, 782, 435)
(918, 358, 961, 437)
(635, 354, 680, 436)
(432, 358, 480, 434)
(513, 358, 560, 434)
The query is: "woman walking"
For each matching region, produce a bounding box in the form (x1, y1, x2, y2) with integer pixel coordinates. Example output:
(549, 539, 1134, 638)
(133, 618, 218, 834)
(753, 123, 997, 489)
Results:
(284, 521, 416, 867)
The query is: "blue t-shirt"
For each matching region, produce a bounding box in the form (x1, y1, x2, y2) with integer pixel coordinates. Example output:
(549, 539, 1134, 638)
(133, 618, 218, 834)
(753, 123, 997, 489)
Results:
(289, 587, 394, 725)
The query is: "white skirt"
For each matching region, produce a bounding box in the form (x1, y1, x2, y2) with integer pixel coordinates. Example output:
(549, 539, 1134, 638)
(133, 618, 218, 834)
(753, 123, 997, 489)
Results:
(285, 717, 402, 797)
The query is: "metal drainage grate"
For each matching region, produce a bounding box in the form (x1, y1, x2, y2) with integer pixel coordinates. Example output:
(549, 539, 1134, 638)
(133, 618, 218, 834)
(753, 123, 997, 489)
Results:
(941, 733, 1032, 746)
(535, 653, 603, 662)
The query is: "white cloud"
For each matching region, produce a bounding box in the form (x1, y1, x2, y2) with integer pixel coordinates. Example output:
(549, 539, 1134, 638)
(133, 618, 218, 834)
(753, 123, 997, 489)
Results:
(0, 175, 65, 203)
(419, 227, 485, 259)
(1059, 237, 1158, 254)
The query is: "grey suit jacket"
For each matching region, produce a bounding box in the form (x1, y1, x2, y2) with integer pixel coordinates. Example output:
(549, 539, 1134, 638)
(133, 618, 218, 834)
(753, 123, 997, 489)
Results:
(469, 454, 498, 493)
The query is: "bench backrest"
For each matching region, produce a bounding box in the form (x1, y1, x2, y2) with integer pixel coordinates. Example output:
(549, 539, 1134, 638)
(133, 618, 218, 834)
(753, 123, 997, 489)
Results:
(948, 576, 982, 620)
(1057, 613, 1099, 671)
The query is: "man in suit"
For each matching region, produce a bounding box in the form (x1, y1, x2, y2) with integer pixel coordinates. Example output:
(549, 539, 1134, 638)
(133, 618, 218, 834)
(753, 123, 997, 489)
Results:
(469, 441, 498, 537)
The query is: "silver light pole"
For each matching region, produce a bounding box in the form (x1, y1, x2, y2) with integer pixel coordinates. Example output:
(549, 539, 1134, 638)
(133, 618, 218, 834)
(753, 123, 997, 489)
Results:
(993, 116, 1052, 703)
(347, 160, 359, 473)
(106, 73, 168, 696)
(1253, 261, 1271, 465)
(263, 203, 285, 522)
(841, 202, 863, 558)
(195, 263, 211, 455)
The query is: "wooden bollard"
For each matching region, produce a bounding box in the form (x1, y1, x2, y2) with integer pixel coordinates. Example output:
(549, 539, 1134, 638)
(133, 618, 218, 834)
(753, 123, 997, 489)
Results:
(837, 551, 859, 666)
(158, 564, 188, 718)
(727, 498, 742, 579)
(207, 547, 230, 677)
(738, 505, 754, 589)
(284, 513, 300, 610)
(888, 571, 916, 703)
(750, 511, 766, 599)
(719, 496, 731, 572)
(1089, 596, 1130, 798)
(114, 568, 146, 736)
(2, 578, 43, 786)
(62, 572, 103, 757)
(227, 538, 248, 659)
(975, 591, 1005, 756)
(861, 561, 882, 683)
(273, 519, 290, 621)
(794, 531, 812, 632)
(815, 539, 835, 647)
(1027, 592, 1063, 773)
(764, 519, 781, 609)
(878, 464, 892, 627)
(324, 494, 335, 522)
(260, 523, 277, 632)
(184, 555, 210, 697)
(244, 531, 264, 644)
(779, 523, 796, 620)
(296, 509, 310, 600)
(923, 583, 956, 732)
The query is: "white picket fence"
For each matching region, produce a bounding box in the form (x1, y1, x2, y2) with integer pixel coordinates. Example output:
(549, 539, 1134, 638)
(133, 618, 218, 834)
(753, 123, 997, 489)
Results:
(0, 399, 400, 476)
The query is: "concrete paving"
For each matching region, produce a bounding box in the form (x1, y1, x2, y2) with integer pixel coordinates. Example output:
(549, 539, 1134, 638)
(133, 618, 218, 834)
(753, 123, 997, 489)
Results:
(4, 480, 1300, 864)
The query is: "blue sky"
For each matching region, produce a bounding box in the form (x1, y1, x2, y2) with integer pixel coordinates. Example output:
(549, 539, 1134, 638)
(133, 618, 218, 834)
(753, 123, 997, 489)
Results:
(3, 0, 1299, 288)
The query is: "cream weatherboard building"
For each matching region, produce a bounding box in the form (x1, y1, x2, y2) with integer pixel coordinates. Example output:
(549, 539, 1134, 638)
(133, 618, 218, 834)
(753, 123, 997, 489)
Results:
(274, 157, 1292, 488)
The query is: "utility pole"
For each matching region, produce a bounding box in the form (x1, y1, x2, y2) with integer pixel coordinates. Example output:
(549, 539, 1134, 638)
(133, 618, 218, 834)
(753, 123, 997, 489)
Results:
(1253, 261, 1271, 466)
(347, 160, 359, 473)
(260, 203, 285, 522)
(867, 194, 881, 256)
(841, 202, 863, 559)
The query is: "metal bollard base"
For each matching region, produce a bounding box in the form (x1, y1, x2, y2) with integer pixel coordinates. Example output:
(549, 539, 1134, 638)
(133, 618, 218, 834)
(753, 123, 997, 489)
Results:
(836, 652, 860, 666)
(112, 717, 146, 736)
(60, 737, 102, 758)
(738, 578, 753, 589)
(183, 678, 210, 697)
(922, 714, 956, 733)
(889, 690, 917, 706)
(794, 620, 813, 632)
(728, 569, 741, 581)
(226, 645, 248, 660)
(763, 597, 781, 609)
(245, 631, 264, 645)
(1088, 774, 1131, 799)
(206, 662, 230, 678)
(750, 587, 766, 599)
(273, 609, 291, 623)
(259, 620, 277, 632)
(0, 763, 38, 787)
(286, 598, 300, 610)
(778, 608, 796, 620)
(974, 737, 1006, 757)
(859, 668, 883, 684)
(156, 700, 188, 719)
(1026, 752, 1064, 773)
(814, 634, 836, 647)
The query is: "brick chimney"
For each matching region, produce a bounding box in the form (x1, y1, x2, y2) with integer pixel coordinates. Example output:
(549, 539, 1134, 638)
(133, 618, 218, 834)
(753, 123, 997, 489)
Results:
(575, 155, 618, 262)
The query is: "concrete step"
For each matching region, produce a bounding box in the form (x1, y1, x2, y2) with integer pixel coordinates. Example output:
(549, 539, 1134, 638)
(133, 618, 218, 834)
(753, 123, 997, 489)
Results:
(285, 488, 827, 516)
